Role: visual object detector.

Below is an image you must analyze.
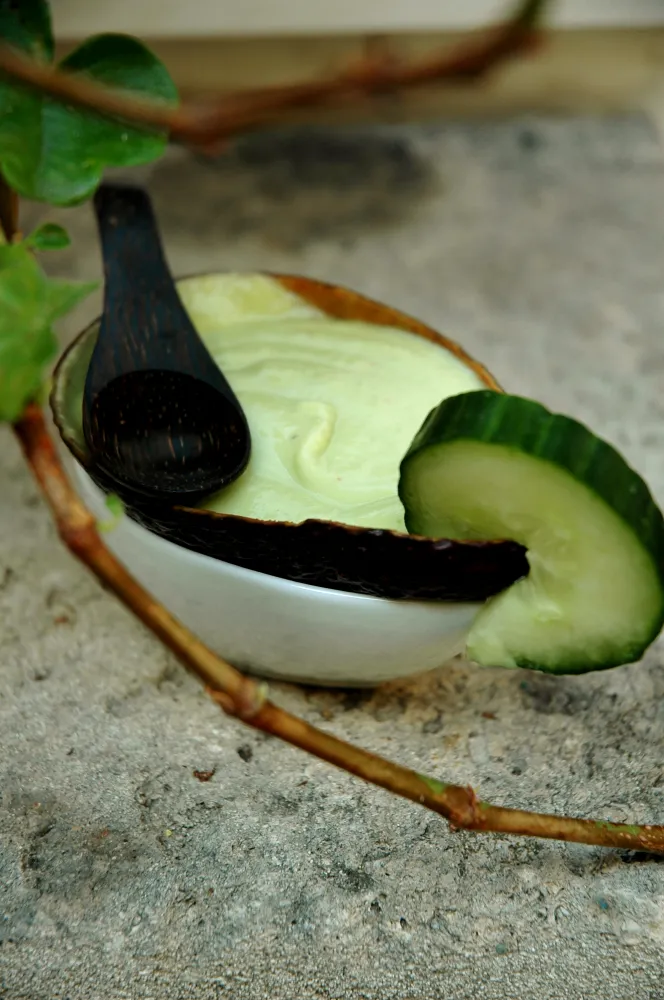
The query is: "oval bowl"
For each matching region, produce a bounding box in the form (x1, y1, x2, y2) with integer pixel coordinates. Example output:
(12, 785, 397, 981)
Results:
(52, 272, 522, 686)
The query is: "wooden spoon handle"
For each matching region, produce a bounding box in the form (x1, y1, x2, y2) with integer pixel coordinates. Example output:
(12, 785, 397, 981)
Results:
(87, 183, 211, 394)
(94, 182, 175, 302)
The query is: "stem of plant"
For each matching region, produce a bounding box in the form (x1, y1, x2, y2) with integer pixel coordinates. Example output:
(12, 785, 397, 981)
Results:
(12, 404, 664, 856)
(0, 0, 550, 149)
(3, 0, 663, 854)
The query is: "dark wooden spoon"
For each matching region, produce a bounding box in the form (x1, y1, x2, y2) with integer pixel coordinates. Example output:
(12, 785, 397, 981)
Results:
(82, 182, 250, 505)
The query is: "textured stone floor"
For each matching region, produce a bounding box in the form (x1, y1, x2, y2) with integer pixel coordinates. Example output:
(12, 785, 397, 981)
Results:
(2, 116, 664, 999)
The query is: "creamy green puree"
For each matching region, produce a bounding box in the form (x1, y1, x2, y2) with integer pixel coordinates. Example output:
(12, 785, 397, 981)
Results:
(178, 274, 485, 532)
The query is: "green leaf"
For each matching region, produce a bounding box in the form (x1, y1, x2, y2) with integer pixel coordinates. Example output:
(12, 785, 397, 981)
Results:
(0, 242, 97, 422)
(24, 222, 71, 251)
(0, 0, 53, 60)
(97, 493, 125, 533)
(44, 277, 98, 320)
(0, 34, 178, 205)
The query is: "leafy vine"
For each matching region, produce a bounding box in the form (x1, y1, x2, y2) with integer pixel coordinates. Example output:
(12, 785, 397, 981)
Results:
(2, 0, 663, 854)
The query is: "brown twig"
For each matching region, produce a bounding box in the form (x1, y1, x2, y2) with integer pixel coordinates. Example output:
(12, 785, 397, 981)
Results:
(5, 0, 663, 855)
(12, 402, 664, 855)
(0, 0, 550, 149)
(0, 170, 18, 242)
(12, 405, 264, 714)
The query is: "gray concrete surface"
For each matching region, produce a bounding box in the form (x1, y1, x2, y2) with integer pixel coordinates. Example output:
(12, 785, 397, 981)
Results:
(2, 116, 664, 999)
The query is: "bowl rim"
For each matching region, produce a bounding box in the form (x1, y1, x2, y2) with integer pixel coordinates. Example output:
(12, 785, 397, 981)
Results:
(51, 270, 507, 605)
(52, 268, 500, 466)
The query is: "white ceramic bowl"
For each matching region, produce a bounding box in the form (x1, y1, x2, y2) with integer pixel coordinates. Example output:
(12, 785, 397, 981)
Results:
(54, 272, 501, 687)
(72, 463, 482, 687)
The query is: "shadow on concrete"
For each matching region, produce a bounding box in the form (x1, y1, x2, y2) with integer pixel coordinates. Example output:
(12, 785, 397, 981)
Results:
(148, 127, 436, 251)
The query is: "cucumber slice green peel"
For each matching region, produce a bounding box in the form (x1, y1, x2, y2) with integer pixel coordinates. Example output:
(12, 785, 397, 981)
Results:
(398, 390, 664, 674)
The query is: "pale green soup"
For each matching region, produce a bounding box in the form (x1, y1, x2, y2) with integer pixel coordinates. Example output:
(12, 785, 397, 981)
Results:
(177, 274, 485, 531)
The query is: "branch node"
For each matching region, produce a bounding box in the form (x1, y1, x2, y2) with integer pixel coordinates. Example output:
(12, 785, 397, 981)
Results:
(445, 785, 481, 832)
(466, 784, 480, 824)
(206, 679, 268, 721)
(236, 679, 269, 720)
(206, 687, 235, 715)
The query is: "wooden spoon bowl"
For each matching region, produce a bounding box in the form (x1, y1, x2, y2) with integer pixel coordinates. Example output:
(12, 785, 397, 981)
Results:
(83, 184, 251, 504)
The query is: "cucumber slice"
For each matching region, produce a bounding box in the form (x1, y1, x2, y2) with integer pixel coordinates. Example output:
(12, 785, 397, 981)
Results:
(399, 390, 664, 674)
